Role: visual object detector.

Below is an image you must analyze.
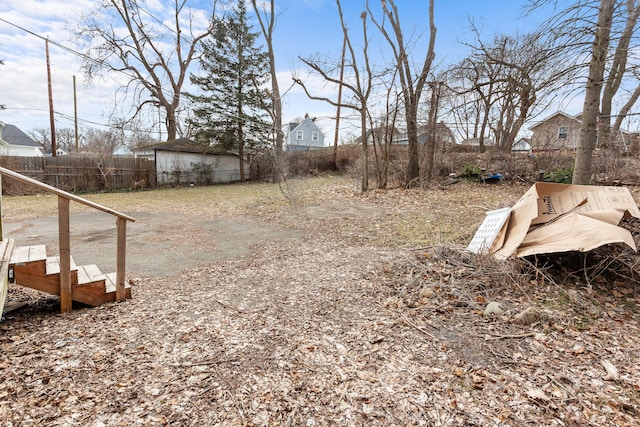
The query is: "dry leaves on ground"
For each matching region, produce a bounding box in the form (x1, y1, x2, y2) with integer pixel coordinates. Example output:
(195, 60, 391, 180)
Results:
(1, 177, 639, 426)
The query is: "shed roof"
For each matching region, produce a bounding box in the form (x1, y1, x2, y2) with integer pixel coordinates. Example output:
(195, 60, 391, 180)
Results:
(153, 138, 238, 156)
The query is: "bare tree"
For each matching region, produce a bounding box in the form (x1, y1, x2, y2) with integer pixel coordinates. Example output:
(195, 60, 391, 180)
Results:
(251, 0, 286, 182)
(599, 0, 640, 147)
(75, 0, 217, 141)
(82, 128, 124, 155)
(294, 1, 375, 192)
(369, 71, 400, 189)
(531, 0, 640, 184)
(450, 26, 564, 153)
(575, 0, 615, 184)
(368, 0, 436, 185)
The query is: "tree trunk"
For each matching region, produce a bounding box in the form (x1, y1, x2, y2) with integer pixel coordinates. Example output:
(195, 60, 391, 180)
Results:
(360, 111, 369, 192)
(405, 103, 420, 186)
(165, 106, 177, 142)
(574, 0, 614, 185)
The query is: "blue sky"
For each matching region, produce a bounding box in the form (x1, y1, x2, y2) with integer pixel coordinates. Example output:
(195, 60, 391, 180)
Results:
(0, 0, 552, 143)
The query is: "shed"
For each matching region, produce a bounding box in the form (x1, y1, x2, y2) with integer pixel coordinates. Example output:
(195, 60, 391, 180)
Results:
(154, 138, 249, 185)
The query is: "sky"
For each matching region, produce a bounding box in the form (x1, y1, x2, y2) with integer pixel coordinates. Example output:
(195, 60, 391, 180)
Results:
(0, 0, 554, 146)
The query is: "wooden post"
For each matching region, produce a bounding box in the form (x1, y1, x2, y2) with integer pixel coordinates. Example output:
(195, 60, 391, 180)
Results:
(58, 197, 72, 313)
(115, 217, 126, 301)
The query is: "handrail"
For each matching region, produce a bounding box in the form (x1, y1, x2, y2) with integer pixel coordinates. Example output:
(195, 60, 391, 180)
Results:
(0, 166, 136, 313)
(0, 166, 136, 222)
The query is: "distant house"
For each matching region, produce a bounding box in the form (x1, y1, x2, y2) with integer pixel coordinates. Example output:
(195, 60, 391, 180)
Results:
(0, 122, 44, 157)
(512, 138, 532, 153)
(353, 126, 402, 145)
(285, 114, 326, 151)
(529, 112, 581, 151)
(154, 138, 249, 185)
(393, 123, 456, 147)
(460, 137, 495, 148)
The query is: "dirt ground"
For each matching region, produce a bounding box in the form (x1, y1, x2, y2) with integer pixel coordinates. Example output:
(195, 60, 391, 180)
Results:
(1, 177, 640, 426)
(2, 212, 301, 278)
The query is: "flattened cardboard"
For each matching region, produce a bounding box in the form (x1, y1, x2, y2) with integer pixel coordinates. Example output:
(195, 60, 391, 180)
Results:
(471, 182, 640, 259)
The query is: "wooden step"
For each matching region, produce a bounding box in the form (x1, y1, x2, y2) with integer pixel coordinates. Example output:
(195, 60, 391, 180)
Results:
(10, 245, 47, 264)
(9, 245, 131, 308)
(105, 272, 132, 299)
(10, 247, 81, 295)
(10, 245, 47, 276)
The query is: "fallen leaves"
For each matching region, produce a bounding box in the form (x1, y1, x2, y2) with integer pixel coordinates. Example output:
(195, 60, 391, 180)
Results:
(0, 177, 639, 425)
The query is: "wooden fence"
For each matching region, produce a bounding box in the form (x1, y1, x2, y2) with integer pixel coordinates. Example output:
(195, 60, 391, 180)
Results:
(0, 156, 156, 194)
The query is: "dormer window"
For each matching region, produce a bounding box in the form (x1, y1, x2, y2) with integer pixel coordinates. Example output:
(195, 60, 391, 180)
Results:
(558, 126, 568, 139)
(296, 130, 303, 140)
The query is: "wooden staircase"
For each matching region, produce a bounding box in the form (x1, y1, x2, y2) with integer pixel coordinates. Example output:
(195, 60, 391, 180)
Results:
(0, 167, 136, 314)
(9, 245, 131, 307)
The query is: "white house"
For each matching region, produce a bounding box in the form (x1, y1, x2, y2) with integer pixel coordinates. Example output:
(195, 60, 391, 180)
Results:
(154, 138, 250, 185)
(0, 122, 44, 157)
(512, 138, 532, 153)
(285, 114, 326, 151)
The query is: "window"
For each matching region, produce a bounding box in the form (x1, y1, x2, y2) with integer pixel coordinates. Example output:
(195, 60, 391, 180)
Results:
(296, 130, 304, 141)
(558, 126, 568, 139)
(312, 131, 319, 142)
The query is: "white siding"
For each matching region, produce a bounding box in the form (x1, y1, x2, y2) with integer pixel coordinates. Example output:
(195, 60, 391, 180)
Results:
(155, 151, 249, 185)
(0, 143, 43, 157)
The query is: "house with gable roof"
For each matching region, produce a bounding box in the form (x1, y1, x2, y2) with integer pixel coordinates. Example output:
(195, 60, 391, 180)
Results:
(529, 111, 581, 152)
(0, 122, 44, 157)
(285, 114, 326, 151)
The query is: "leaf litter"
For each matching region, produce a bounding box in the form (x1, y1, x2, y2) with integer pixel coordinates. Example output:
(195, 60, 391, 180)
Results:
(1, 177, 639, 426)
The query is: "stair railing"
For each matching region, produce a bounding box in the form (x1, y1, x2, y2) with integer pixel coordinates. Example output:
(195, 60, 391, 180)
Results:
(0, 166, 136, 313)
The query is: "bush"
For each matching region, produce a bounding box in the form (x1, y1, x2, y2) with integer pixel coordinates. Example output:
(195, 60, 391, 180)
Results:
(459, 163, 483, 181)
(543, 167, 573, 183)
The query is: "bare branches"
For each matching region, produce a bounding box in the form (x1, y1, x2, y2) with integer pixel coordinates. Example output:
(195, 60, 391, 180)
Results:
(75, 0, 218, 141)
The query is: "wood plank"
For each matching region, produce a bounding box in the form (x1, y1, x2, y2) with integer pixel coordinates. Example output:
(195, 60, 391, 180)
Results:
(46, 255, 78, 272)
(2, 301, 28, 314)
(28, 246, 47, 262)
(10, 245, 47, 265)
(77, 264, 105, 285)
(71, 283, 108, 306)
(105, 272, 132, 299)
(0, 239, 15, 316)
(115, 217, 126, 301)
(59, 197, 72, 313)
(11, 269, 61, 295)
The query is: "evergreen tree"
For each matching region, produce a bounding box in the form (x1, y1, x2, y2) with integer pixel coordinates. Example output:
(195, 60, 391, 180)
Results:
(189, 0, 271, 181)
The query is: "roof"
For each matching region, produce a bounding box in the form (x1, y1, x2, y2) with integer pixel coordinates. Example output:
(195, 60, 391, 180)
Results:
(0, 123, 42, 147)
(153, 138, 238, 156)
(529, 111, 580, 130)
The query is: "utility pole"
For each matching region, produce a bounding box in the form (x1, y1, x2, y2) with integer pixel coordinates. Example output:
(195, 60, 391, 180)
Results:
(73, 75, 79, 154)
(46, 38, 57, 156)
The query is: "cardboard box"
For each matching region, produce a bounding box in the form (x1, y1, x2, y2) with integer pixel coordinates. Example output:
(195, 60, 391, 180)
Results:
(467, 182, 640, 259)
